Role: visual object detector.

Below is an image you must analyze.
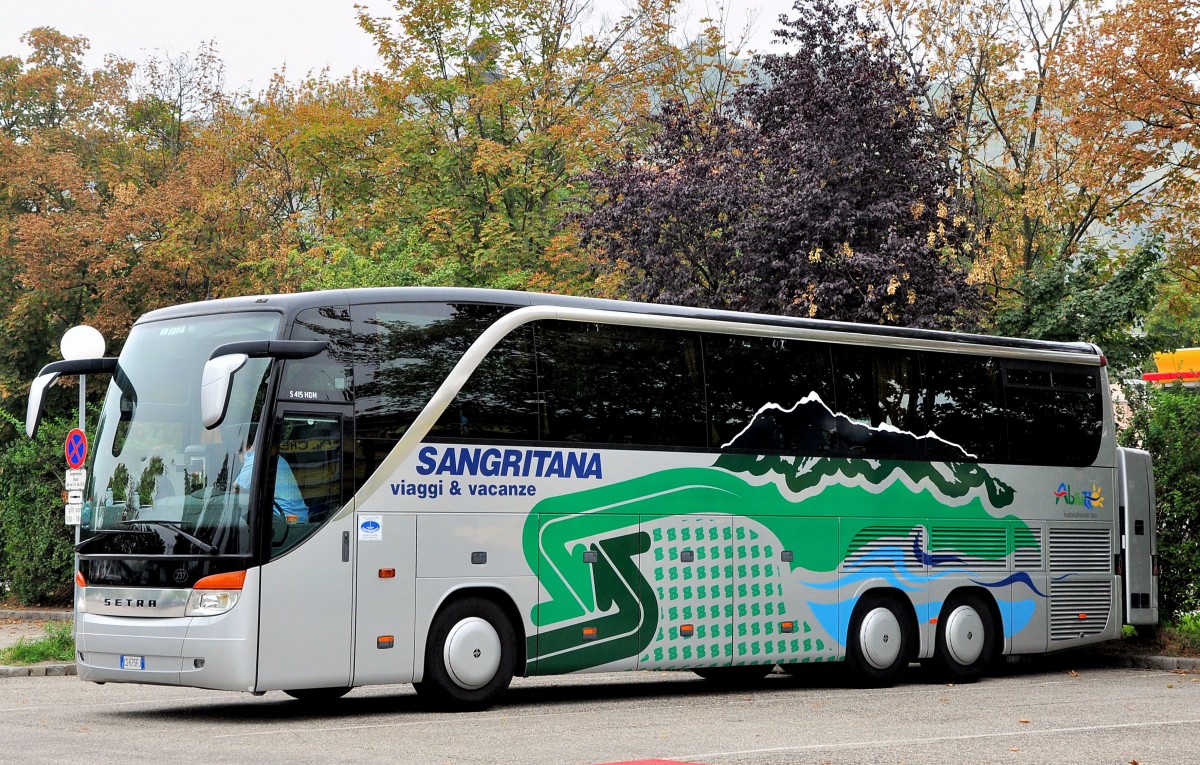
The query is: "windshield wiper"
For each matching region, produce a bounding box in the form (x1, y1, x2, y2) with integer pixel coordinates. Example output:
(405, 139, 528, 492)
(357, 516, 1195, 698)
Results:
(75, 528, 150, 552)
(118, 519, 218, 554)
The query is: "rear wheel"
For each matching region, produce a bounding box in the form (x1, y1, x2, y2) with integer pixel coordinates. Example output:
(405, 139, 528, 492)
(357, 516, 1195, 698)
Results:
(413, 597, 516, 712)
(928, 592, 996, 682)
(845, 593, 914, 687)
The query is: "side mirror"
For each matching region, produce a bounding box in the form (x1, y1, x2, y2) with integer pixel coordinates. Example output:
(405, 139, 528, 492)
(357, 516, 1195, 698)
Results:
(26, 370, 61, 438)
(201, 354, 249, 430)
(199, 339, 326, 430)
(26, 357, 118, 437)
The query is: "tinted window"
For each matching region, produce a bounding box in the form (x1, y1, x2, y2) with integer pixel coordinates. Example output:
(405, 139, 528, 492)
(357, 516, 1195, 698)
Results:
(705, 334, 837, 454)
(1004, 361, 1102, 466)
(922, 352, 1005, 462)
(430, 325, 537, 442)
(535, 321, 706, 448)
(832, 346, 925, 459)
(281, 306, 353, 404)
(350, 303, 513, 487)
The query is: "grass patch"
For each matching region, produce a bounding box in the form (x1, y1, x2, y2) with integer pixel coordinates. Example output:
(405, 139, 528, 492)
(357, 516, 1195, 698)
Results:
(0, 621, 75, 664)
(1116, 614, 1200, 658)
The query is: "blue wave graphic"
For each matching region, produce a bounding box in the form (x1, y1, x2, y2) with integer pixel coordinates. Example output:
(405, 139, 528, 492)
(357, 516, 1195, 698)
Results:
(803, 565, 961, 593)
(1001, 599, 1037, 638)
(912, 532, 965, 567)
(970, 572, 1048, 598)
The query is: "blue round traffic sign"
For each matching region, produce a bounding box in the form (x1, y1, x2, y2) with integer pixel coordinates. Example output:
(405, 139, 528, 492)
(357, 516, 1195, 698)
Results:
(65, 428, 87, 469)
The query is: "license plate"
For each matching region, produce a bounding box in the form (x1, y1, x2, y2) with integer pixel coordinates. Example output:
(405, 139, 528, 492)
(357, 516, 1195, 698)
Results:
(120, 655, 145, 670)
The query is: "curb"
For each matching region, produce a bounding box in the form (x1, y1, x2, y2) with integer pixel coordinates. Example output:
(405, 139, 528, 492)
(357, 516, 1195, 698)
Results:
(0, 663, 77, 679)
(0, 610, 72, 621)
(1089, 654, 1200, 672)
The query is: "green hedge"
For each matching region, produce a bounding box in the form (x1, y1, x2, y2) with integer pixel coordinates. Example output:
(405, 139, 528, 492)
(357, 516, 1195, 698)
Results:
(1131, 384, 1200, 619)
(0, 413, 78, 605)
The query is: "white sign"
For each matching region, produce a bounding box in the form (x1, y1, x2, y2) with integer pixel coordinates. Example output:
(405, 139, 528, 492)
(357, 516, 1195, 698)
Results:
(65, 503, 81, 525)
(358, 515, 383, 541)
(67, 490, 83, 505)
(65, 469, 86, 491)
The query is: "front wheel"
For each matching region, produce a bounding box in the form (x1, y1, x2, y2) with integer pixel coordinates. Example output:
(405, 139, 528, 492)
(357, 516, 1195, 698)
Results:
(414, 597, 516, 712)
(928, 592, 996, 682)
(845, 593, 914, 687)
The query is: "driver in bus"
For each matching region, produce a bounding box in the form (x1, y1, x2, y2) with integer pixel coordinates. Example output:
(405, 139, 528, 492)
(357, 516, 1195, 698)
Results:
(234, 440, 309, 524)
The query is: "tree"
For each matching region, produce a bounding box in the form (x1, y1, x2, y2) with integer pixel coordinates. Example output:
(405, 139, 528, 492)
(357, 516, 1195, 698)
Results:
(348, 0, 739, 293)
(993, 236, 1165, 373)
(580, 0, 983, 328)
(866, 0, 1200, 315)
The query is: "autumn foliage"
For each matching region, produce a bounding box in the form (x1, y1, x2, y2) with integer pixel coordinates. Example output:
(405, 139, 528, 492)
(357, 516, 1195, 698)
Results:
(2, 0, 1199, 408)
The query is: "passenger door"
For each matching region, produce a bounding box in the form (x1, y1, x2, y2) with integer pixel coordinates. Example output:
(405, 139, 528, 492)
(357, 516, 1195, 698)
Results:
(256, 408, 354, 691)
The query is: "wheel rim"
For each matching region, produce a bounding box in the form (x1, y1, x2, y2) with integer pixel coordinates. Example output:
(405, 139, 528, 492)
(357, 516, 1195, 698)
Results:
(443, 616, 502, 690)
(859, 607, 902, 670)
(944, 605, 985, 666)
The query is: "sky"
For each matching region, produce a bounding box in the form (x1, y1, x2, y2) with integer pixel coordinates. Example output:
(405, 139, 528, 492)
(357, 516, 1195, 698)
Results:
(0, 0, 799, 94)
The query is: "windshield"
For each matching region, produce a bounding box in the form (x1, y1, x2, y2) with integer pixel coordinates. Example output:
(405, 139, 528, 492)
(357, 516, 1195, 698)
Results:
(79, 312, 281, 558)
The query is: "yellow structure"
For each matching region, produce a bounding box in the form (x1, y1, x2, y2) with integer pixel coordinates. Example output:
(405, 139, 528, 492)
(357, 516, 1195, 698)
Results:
(1144, 348, 1200, 384)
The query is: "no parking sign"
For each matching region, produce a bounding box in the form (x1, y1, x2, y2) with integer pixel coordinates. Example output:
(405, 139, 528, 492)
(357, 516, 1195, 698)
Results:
(65, 428, 87, 469)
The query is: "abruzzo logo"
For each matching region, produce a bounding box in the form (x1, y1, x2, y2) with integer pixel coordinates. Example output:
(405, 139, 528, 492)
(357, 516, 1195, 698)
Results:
(1054, 482, 1104, 509)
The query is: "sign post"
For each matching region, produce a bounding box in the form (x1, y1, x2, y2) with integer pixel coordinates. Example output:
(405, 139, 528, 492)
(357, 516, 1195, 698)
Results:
(59, 326, 104, 529)
(64, 428, 87, 525)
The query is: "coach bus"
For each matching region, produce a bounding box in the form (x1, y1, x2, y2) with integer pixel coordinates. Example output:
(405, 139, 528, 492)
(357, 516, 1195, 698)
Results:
(26, 288, 1159, 709)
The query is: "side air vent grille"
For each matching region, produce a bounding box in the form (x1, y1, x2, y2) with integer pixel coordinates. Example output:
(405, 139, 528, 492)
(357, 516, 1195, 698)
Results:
(1049, 528, 1111, 573)
(842, 527, 916, 570)
(1013, 527, 1043, 570)
(929, 527, 1008, 570)
(1050, 581, 1112, 640)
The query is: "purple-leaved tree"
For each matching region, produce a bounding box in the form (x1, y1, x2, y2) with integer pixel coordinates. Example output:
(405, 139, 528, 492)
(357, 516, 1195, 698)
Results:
(581, 0, 985, 329)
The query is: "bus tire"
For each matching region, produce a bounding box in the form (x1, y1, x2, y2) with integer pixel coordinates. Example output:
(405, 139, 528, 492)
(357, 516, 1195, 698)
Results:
(929, 592, 996, 683)
(845, 592, 913, 687)
(283, 686, 350, 702)
(692, 665, 773, 686)
(414, 597, 516, 712)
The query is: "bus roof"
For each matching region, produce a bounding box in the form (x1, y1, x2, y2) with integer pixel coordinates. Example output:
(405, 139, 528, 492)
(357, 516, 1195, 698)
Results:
(138, 286, 1101, 360)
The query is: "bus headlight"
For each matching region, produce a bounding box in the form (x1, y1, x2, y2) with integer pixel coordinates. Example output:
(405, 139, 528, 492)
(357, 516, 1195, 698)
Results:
(185, 590, 240, 616)
(185, 569, 246, 617)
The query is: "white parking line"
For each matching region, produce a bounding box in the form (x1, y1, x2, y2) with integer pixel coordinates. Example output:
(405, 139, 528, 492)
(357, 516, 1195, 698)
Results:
(675, 717, 1200, 760)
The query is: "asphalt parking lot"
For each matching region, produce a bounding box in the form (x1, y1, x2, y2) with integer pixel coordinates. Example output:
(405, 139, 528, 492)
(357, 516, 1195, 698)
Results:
(2, 657, 1198, 764)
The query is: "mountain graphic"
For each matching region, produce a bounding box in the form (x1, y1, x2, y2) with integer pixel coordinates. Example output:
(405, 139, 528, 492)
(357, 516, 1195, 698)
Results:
(721, 392, 975, 461)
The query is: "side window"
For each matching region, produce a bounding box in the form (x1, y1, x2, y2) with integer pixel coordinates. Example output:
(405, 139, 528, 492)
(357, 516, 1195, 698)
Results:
(1004, 361, 1103, 466)
(429, 325, 537, 442)
(535, 321, 707, 449)
(832, 346, 925, 459)
(350, 302, 513, 488)
(704, 334, 837, 454)
(922, 352, 1006, 462)
(280, 306, 352, 404)
(267, 414, 344, 559)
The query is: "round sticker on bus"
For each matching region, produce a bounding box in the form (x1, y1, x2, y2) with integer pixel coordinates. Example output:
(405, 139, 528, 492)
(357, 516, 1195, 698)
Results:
(359, 516, 382, 541)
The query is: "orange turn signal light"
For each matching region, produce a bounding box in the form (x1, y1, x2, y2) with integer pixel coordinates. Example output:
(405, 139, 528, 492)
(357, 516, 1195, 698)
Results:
(75, 571, 86, 587)
(193, 570, 247, 590)
(378, 635, 395, 649)
(379, 568, 396, 578)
